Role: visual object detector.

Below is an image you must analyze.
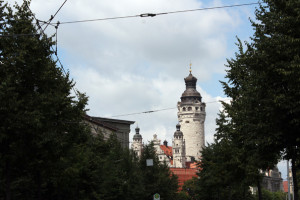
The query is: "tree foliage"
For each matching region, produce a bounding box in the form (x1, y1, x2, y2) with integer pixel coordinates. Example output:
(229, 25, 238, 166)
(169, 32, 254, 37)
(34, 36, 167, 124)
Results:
(218, 0, 300, 199)
(0, 1, 91, 199)
(0, 3, 180, 200)
(139, 142, 179, 200)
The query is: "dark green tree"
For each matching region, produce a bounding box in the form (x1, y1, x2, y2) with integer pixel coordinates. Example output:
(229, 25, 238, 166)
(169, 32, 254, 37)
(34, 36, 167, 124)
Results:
(0, 1, 90, 199)
(220, 0, 300, 199)
(98, 134, 145, 200)
(194, 133, 254, 200)
(139, 142, 179, 200)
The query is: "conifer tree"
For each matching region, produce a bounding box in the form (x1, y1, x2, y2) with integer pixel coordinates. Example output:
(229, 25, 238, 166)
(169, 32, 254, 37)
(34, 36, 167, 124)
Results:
(140, 142, 179, 200)
(0, 1, 90, 199)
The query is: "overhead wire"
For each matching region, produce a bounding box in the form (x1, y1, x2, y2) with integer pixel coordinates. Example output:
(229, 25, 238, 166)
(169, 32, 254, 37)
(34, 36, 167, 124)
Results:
(43, 0, 68, 31)
(24, 2, 79, 97)
(110, 99, 231, 117)
(48, 2, 260, 25)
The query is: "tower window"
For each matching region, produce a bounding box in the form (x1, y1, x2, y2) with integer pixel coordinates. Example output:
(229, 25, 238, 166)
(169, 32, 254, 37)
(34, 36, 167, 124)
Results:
(200, 107, 203, 111)
(195, 107, 199, 111)
(183, 107, 186, 111)
(188, 107, 192, 111)
(185, 121, 189, 123)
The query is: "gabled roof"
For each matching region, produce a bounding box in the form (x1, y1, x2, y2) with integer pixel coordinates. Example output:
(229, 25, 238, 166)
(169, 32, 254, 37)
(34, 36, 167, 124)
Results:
(160, 145, 173, 157)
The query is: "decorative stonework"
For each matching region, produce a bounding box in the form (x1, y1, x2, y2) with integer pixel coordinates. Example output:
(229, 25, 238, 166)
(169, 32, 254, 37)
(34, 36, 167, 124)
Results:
(177, 72, 206, 161)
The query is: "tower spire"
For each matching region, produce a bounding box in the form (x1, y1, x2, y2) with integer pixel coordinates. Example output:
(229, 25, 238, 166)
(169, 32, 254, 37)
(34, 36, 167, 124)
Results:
(189, 62, 192, 74)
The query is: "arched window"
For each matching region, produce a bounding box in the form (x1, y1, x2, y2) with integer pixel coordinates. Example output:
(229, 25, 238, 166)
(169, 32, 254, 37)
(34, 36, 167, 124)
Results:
(188, 107, 192, 111)
(183, 107, 186, 111)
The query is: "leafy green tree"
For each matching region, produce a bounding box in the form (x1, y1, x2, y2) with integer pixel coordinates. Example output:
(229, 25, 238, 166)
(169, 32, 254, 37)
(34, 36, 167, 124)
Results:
(0, 1, 90, 199)
(194, 135, 254, 200)
(220, 0, 300, 199)
(140, 142, 179, 200)
(98, 134, 145, 200)
(254, 189, 286, 200)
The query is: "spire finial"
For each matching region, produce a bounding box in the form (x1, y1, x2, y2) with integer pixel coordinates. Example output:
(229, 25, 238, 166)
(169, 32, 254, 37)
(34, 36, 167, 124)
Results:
(189, 62, 192, 74)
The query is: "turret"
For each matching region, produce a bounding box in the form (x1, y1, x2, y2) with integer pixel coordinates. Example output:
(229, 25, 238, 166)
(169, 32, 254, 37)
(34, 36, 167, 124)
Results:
(177, 67, 206, 161)
(131, 126, 143, 157)
(172, 124, 186, 168)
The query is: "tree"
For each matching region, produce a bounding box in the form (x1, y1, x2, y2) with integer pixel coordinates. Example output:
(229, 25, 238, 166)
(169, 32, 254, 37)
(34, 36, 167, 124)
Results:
(194, 133, 254, 200)
(221, 0, 300, 199)
(0, 1, 90, 199)
(139, 142, 179, 200)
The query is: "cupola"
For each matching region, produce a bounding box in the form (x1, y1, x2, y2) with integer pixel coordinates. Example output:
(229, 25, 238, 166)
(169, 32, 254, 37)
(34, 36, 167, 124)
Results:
(133, 126, 142, 140)
(174, 123, 183, 138)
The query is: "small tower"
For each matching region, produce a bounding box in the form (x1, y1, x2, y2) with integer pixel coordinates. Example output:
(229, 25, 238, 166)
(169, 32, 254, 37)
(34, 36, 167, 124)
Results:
(177, 67, 206, 161)
(172, 124, 186, 168)
(131, 126, 143, 157)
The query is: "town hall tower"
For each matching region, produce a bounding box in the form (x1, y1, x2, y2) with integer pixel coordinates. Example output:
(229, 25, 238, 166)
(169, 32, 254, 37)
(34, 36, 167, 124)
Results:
(177, 68, 206, 161)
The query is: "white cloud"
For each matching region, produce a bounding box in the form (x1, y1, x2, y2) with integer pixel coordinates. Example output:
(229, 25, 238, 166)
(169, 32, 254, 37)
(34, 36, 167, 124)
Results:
(9, 0, 280, 170)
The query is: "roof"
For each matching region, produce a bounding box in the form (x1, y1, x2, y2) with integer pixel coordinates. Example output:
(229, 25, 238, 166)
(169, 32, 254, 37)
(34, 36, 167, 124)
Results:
(170, 168, 198, 190)
(83, 115, 119, 131)
(160, 145, 173, 157)
(283, 181, 288, 193)
(90, 116, 135, 125)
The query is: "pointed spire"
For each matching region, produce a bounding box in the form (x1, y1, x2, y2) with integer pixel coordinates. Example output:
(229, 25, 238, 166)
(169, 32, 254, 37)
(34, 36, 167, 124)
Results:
(189, 62, 192, 74)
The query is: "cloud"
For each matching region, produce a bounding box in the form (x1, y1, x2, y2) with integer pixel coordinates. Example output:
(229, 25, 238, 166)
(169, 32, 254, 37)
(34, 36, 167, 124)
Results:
(8, 0, 261, 162)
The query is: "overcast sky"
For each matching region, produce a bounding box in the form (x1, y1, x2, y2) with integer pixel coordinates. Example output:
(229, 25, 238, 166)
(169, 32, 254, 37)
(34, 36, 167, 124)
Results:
(8, 0, 288, 179)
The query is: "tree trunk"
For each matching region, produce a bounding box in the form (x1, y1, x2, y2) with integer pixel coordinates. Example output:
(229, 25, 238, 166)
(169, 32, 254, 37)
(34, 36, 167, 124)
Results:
(291, 157, 299, 200)
(257, 179, 262, 200)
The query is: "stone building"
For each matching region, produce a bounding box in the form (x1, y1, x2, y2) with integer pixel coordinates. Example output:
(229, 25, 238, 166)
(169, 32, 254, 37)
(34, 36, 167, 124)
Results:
(177, 69, 206, 161)
(132, 69, 205, 167)
(172, 124, 186, 168)
(261, 166, 283, 192)
(84, 115, 134, 148)
(131, 126, 143, 157)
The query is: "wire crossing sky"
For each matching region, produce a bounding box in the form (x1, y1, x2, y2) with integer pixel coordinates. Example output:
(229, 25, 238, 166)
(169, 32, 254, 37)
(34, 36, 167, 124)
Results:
(45, 2, 261, 25)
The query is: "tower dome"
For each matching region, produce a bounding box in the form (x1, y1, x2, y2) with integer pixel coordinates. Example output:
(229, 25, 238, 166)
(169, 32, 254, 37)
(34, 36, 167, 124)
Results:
(133, 126, 142, 139)
(181, 72, 202, 103)
(174, 124, 183, 138)
(177, 68, 206, 162)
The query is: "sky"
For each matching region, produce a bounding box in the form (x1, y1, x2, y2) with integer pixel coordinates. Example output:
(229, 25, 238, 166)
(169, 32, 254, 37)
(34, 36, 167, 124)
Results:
(8, 0, 288, 179)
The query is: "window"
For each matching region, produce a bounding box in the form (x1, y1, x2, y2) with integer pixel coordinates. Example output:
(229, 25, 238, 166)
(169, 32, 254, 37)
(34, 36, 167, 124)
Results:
(200, 107, 203, 111)
(195, 107, 199, 111)
(185, 121, 189, 123)
(183, 107, 186, 111)
(188, 107, 192, 111)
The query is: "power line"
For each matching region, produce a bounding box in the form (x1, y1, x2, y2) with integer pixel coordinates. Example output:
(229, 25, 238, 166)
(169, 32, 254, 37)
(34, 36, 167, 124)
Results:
(0, 33, 40, 37)
(43, 0, 68, 31)
(50, 2, 260, 25)
(110, 99, 231, 117)
(24, 2, 79, 97)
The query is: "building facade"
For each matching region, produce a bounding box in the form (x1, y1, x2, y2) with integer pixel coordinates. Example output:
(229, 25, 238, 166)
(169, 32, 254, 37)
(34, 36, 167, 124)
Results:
(132, 70, 205, 167)
(177, 70, 206, 161)
(85, 115, 134, 148)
